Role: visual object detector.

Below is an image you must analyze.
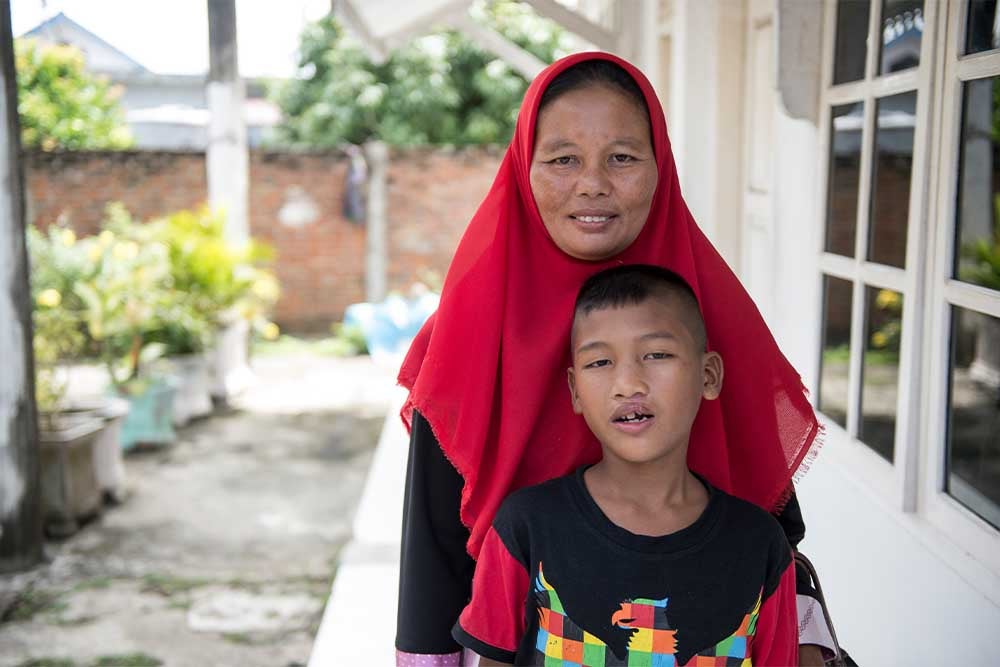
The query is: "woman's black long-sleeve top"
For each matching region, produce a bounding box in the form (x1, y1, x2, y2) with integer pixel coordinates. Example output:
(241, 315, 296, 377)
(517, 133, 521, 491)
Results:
(394, 410, 815, 655)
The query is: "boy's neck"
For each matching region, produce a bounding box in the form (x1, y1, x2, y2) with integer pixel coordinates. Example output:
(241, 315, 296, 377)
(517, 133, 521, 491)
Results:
(583, 453, 709, 538)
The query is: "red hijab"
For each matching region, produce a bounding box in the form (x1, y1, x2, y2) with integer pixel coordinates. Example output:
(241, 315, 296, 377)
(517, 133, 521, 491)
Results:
(398, 51, 820, 558)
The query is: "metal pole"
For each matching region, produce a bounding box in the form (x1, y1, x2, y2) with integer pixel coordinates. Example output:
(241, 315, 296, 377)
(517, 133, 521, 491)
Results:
(0, 0, 44, 573)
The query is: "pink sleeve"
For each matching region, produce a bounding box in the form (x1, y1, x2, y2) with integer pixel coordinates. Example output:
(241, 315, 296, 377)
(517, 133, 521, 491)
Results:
(454, 526, 529, 658)
(752, 559, 799, 667)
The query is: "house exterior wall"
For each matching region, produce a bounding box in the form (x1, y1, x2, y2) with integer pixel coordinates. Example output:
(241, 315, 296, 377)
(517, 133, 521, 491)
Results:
(658, 2, 997, 664)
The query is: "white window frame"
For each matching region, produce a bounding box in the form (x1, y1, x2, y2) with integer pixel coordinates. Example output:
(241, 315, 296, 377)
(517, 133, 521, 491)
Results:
(814, 0, 939, 513)
(920, 0, 1000, 581)
(814, 0, 1000, 599)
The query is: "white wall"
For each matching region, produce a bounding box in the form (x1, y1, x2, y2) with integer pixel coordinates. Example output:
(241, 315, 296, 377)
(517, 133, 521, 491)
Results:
(757, 4, 1000, 664)
(797, 440, 1000, 666)
(667, 0, 745, 268)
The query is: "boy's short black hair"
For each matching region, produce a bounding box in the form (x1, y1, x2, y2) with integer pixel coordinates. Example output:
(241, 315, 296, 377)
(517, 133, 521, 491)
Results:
(573, 264, 707, 351)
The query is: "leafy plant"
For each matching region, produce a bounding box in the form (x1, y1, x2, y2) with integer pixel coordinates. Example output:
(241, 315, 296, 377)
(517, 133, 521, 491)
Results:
(14, 38, 132, 151)
(73, 204, 174, 393)
(272, 1, 570, 147)
(26, 225, 89, 416)
(144, 206, 280, 353)
(330, 322, 369, 356)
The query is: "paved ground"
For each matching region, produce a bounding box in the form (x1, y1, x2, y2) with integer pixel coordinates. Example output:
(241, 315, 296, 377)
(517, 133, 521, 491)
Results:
(0, 353, 398, 667)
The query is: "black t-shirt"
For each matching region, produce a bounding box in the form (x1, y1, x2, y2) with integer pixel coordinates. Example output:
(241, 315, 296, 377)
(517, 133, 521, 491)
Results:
(394, 410, 814, 656)
(452, 468, 797, 666)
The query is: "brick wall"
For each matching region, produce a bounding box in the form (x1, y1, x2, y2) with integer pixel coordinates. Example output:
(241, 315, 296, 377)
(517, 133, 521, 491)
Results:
(24, 147, 504, 332)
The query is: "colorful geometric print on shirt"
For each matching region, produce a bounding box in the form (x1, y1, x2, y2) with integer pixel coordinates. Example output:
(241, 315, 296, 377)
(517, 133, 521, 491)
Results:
(451, 469, 798, 666)
(534, 563, 761, 667)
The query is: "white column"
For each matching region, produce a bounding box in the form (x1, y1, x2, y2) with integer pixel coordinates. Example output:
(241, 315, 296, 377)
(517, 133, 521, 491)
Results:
(671, 0, 746, 268)
(0, 0, 43, 572)
(207, 0, 248, 245)
(207, 0, 252, 399)
(364, 141, 388, 304)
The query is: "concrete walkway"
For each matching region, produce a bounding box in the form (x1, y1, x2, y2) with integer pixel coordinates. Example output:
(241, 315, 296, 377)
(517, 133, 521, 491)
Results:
(308, 385, 408, 667)
(0, 353, 397, 667)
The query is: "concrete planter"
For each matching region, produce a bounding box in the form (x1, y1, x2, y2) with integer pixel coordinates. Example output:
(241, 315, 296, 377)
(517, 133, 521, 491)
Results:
(118, 379, 178, 451)
(157, 354, 213, 426)
(65, 397, 131, 503)
(211, 316, 254, 402)
(39, 413, 104, 538)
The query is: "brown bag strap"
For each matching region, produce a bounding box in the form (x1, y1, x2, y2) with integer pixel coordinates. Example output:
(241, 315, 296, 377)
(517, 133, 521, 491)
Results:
(794, 552, 846, 666)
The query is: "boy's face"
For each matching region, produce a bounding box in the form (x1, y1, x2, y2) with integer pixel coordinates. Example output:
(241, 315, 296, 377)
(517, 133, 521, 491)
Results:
(567, 295, 723, 467)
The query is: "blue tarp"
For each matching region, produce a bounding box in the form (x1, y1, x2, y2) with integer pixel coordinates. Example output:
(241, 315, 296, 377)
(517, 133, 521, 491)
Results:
(343, 292, 439, 359)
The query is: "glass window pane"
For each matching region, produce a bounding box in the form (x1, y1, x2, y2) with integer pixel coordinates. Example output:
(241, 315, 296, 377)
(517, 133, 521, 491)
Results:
(955, 77, 1000, 292)
(880, 1, 923, 74)
(819, 276, 854, 429)
(834, 0, 872, 84)
(965, 0, 1000, 55)
(868, 91, 916, 268)
(859, 286, 903, 462)
(947, 306, 1000, 529)
(826, 103, 864, 257)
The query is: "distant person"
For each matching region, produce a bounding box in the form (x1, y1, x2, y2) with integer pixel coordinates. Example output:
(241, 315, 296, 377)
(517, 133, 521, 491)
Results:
(396, 52, 830, 667)
(451, 264, 797, 666)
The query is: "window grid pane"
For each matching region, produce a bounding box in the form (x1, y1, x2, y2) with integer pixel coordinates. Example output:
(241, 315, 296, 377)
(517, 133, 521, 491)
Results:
(868, 91, 917, 268)
(880, 1, 924, 74)
(826, 103, 865, 257)
(819, 275, 854, 429)
(965, 0, 1000, 56)
(955, 77, 1000, 293)
(946, 305, 1000, 529)
(859, 286, 903, 462)
(834, 0, 872, 84)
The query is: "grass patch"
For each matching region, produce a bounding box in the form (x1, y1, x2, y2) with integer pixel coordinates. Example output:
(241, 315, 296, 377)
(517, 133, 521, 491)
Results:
(252, 334, 362, 358)
(140, 573, 208, 597)
(2, 588, 67, 622)
(74, 576, 116, 591)
(166, 598, 192, 611)
(91, 655, 162, 667)
(221, 632, 255, 645)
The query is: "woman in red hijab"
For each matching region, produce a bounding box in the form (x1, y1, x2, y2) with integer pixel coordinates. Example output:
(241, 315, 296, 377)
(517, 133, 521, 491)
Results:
(396, 52, 829, 666)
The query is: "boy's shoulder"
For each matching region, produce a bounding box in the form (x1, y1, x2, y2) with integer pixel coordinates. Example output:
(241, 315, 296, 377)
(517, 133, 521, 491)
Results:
(489, 473, 578, 566)
(712, 487, 792, 571)
(495, 473, 575, 525)
(715, 488, 785, 535)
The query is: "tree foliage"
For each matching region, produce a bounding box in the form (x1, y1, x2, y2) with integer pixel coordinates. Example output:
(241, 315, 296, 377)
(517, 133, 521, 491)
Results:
(273, 1, 572, 147)
(15, 38, 133, 151)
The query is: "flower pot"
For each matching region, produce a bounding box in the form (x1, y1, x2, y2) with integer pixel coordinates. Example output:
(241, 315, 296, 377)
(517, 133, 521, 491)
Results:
(38, 413, 104, 538)
(211, 316, 254, 402)
(156, 354, 213, 426)
(117, 378, 178, 451)
(65, 397, 130, 503)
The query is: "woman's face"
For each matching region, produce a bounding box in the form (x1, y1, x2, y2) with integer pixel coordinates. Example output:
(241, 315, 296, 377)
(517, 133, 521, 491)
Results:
(530, 83, 658, 262)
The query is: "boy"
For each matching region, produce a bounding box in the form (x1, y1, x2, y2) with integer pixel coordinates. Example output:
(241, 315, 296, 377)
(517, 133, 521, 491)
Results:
(451, 265, 798, 666)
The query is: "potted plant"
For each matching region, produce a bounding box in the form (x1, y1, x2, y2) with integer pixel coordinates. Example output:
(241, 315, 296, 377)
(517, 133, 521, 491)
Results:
(27, 225, 105, 536)
(143, 206, 279, 404)
(145, 208, 241, 424)
(74, 204, 178, 450)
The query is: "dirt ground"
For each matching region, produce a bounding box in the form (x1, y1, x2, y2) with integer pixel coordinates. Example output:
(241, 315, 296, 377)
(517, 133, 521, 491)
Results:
(0, 353, 398, 667)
